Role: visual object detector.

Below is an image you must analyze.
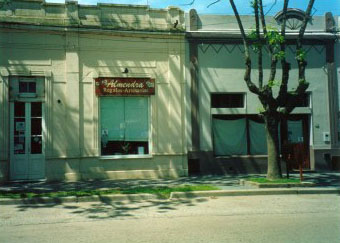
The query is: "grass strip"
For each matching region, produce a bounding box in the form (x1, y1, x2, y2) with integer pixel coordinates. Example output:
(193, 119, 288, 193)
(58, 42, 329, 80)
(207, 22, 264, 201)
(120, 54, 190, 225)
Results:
(248, 178, 301, 184)
(0, 184, 219, 199)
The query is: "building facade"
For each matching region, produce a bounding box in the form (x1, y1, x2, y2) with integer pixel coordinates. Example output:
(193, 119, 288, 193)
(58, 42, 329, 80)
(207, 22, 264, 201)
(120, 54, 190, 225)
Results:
(186, 9, 340, 174)
(1, 1, 339, 183)
(0, 0, 187, 182)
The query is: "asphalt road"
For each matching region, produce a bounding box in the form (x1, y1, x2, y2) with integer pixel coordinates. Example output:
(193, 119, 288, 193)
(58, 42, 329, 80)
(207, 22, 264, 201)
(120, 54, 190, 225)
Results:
(1, 194, 339, 243)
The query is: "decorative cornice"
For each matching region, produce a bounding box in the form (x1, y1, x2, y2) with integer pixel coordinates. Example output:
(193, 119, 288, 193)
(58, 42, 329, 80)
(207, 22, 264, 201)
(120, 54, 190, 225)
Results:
(0, 0, 185, 32)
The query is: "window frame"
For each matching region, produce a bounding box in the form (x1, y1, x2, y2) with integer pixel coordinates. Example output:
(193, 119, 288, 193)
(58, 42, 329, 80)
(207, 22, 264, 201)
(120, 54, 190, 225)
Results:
(99, 96, 152, 159)
(210, 93, 246, 109)
(18, 77, 38, 98)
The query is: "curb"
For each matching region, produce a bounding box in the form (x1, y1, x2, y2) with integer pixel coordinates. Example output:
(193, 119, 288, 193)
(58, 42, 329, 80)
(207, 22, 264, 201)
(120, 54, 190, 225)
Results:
(1, 188, 339, 205)
(240, 180, 316, 188)
(170, 188, 340, 199)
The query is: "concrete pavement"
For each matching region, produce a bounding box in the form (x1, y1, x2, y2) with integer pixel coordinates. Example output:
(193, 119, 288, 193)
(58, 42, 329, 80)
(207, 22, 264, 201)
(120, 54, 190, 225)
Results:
(1, 194, 339, 243)
(1, 173, 339, 205)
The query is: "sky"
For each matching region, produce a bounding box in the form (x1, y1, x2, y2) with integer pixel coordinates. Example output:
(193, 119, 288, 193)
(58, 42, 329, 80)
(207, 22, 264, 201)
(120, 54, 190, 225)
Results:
(45, 0, 340, 16)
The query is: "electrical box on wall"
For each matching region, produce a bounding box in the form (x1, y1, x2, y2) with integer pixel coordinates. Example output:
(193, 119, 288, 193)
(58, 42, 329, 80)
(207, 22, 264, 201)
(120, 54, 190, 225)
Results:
(323, 132, 330, 142)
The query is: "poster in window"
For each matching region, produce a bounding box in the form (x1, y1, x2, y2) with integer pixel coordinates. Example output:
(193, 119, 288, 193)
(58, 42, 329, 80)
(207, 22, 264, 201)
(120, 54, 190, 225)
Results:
(16, 122, 25, 132)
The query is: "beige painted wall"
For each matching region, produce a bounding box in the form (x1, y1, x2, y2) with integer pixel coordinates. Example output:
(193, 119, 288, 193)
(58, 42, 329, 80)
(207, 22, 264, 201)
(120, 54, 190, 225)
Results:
(0, 1, 187, 181)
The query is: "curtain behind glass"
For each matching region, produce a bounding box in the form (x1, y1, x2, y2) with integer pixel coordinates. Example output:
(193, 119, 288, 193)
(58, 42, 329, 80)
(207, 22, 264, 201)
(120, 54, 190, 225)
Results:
(213, 118, 247, 156)
(101, 97, 149, 141)
(125, 97, 149, 141)
(100, 97, 125, 141)
(249, 120, 267, 155)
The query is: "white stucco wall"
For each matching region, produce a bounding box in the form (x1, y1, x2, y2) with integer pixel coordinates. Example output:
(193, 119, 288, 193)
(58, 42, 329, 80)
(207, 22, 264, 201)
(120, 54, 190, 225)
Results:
(197, 43, 330, 152)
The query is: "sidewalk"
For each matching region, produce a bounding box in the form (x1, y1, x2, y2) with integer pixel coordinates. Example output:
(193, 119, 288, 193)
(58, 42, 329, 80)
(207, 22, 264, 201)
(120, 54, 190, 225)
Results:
(1, 173, 339, 204)
(1, 173, 340, 192)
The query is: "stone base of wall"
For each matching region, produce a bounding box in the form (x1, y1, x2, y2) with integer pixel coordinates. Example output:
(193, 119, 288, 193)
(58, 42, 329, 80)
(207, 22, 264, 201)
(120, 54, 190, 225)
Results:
(312, 149, 333, 171)
(331, 157, 340, 171)
(45, 155, 188, 182)
(192, 151, 272, 175)
(193, 148, 340, 175)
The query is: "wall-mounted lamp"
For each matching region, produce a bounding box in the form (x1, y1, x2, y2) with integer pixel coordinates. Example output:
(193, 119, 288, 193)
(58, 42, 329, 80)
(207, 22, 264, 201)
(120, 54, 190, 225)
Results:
(122, 68, 129, 74)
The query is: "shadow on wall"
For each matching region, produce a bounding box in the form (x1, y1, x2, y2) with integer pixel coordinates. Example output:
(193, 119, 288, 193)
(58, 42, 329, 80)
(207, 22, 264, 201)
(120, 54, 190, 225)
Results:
(3, 4, 186, 182)
(45, 28, 187, 181)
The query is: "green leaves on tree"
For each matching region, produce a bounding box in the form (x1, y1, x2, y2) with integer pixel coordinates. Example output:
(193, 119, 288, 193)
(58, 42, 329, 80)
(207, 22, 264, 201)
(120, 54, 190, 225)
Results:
(274, 51, 285, 60)
(250, 0, 258, 9)
(268, 80, 281, 88)
(296, 49, 306, 61)
(265, 28, 285, 46)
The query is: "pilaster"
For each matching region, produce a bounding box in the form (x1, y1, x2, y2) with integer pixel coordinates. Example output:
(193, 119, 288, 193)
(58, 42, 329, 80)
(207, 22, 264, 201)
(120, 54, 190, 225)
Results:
(326, 41, 338, 147)
(189, 41, 200, 157)
(65, 32, 80, 157)
(0, 72, 9, 161)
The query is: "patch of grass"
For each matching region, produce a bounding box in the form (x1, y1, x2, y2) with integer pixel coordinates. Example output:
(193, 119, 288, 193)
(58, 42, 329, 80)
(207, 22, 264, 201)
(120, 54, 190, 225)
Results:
(248, 178, 301, 184)
(0, 184, 219, 200)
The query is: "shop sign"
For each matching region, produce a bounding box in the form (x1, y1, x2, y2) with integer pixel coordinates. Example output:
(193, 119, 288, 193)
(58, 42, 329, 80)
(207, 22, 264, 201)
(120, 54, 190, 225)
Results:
(95, 78, 155, 96)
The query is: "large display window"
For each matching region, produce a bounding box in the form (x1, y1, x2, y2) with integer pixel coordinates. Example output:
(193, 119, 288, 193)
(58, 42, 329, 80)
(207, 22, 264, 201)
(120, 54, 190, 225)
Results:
(100, 97, 149, 156)
(212, 115, 267, 156)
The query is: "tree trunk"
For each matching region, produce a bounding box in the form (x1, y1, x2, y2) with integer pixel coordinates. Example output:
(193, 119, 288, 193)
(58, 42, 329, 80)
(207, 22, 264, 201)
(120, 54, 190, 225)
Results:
(265, 115, 282, 180)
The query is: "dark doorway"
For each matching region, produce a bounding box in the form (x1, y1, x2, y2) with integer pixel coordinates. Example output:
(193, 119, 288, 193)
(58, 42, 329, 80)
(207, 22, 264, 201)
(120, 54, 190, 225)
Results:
(281, 115, 310, 170)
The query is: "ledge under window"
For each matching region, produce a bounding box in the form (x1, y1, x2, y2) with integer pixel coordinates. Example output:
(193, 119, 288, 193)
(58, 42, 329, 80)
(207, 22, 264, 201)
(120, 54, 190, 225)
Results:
(215, 155, 268, 159)
(100, 154, 153, 160)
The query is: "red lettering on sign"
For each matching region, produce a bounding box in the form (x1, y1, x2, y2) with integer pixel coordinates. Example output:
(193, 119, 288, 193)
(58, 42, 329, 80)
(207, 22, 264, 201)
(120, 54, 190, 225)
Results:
(95, 78, 155, 96)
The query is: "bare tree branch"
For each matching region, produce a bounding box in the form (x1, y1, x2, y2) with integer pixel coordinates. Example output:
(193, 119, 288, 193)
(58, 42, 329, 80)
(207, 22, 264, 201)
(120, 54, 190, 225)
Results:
(229, 0, 260, 95)
(265, 0, 277, 15)
(258, 0, 273, 54)
(181, 0, 196, 6)
(207, 0, 221, 8)
(254, 1, 264, 89)
(277, 0, 290, 105)
(298, 0, 315, 45)
(280, 0, 289, 37)
(296, 0, 315, 83)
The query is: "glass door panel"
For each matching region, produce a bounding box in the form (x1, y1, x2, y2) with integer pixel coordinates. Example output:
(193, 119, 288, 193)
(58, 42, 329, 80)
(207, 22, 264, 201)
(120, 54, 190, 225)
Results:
(30, 102, 42, 154)
(14, 102, 26, 154)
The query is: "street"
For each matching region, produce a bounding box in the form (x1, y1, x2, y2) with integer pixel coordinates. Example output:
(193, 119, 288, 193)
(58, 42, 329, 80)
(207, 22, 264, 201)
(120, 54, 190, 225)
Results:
(1, 194, 340, 243)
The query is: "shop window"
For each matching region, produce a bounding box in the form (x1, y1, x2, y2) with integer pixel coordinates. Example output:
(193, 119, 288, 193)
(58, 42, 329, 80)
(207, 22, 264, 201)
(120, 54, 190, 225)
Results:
(213, 114, 310, 157)
(212, 115, 267, 156)
(211, 93, 244, 108)
(100, 97, 149, 156)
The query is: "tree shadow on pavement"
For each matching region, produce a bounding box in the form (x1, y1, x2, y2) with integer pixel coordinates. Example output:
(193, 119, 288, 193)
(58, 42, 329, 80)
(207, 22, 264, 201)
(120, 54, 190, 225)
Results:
(15, 196, 210, 220)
